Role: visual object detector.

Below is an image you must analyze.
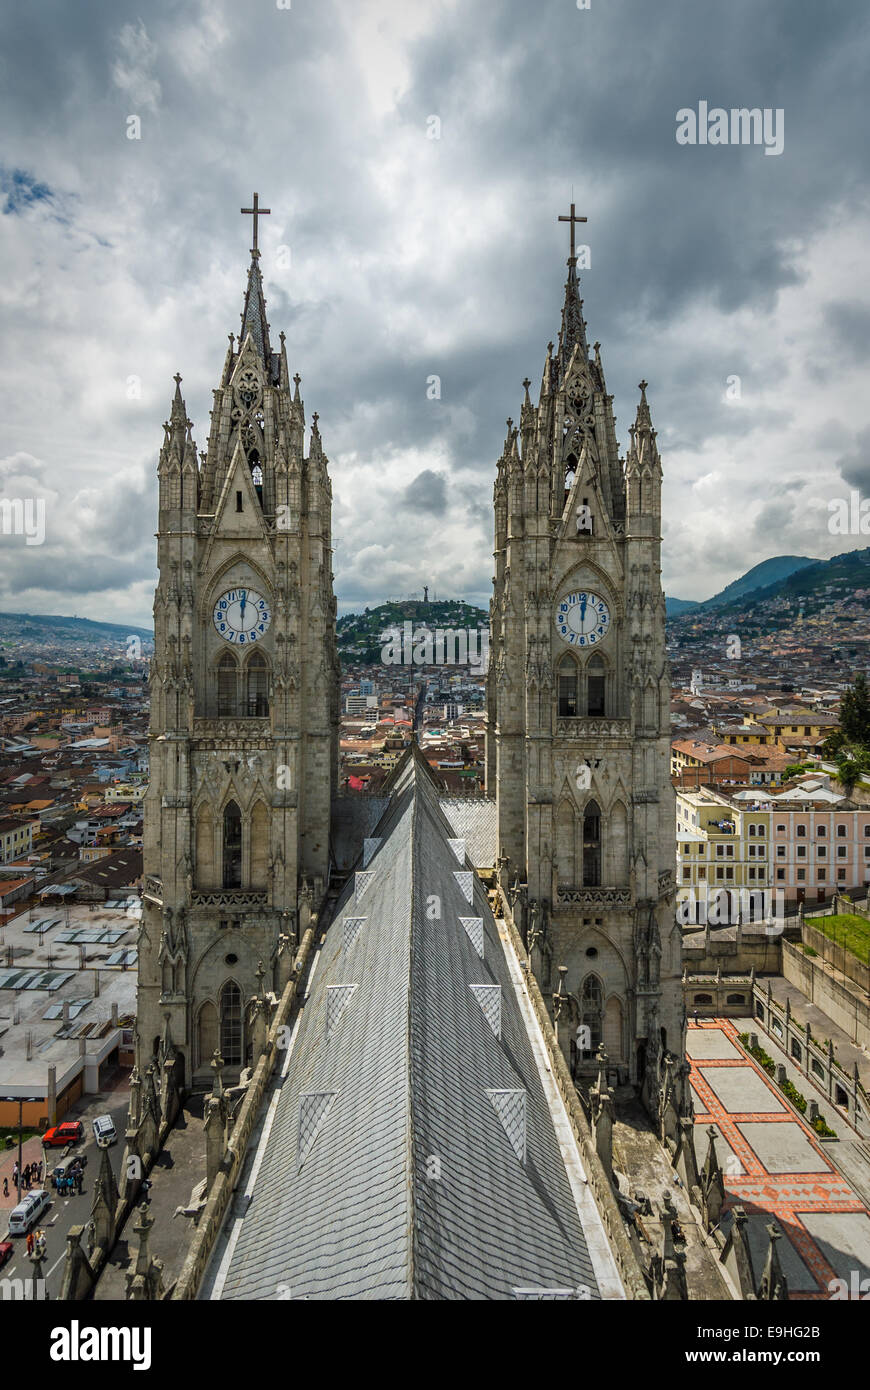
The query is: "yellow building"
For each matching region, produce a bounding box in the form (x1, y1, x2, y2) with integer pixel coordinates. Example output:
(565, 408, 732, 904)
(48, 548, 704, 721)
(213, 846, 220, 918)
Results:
(676, 789, 772, 923)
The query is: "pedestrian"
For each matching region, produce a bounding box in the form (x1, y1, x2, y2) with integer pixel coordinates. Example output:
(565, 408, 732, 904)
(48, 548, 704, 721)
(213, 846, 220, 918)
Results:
(12, 1162, 18, 1190)
(37, 1161, 43, 1183)
(35, 1229, 46, 1257)
(25, 1231, 34, 1255)
(2, 1177, 7, 1198)
(74, 1171, 82, 1194)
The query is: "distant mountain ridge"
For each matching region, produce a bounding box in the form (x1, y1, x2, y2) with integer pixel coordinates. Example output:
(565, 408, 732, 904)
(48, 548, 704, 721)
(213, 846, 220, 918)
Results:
(666, 554, 819, 615)
(0, 610, 153, 646)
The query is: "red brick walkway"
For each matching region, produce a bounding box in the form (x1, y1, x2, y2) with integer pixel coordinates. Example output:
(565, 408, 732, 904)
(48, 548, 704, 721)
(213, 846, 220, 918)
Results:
(689, 1019, 868, 1299)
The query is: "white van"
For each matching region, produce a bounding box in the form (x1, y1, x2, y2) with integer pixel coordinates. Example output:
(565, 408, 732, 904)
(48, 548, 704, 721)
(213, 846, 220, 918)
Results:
(92, 1114, 117, 1146)
(8, 1189, 51, 1235)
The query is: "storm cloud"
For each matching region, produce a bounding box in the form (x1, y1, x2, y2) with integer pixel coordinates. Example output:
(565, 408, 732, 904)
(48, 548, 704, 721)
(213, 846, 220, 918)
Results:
(0, 0, 868, 622)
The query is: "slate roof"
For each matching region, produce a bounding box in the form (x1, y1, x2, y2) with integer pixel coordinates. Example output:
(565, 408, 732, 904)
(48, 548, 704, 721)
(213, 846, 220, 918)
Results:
(437, 795, 497, 868)
(217, 748, 621, 1301)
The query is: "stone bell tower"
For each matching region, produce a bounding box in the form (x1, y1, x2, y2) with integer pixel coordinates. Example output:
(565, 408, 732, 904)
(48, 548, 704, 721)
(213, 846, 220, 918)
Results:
(137, 195, 339, 1086)
(488, 207, 682, 1100)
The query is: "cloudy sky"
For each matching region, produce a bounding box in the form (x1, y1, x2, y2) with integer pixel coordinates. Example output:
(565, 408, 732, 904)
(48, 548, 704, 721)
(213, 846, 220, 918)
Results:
(1, 0, 868, 627)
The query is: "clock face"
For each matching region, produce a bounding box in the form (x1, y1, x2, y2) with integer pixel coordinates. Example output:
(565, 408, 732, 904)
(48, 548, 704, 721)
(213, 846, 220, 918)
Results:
(555, 591, 611, 647)
(213, 587, 271, 645)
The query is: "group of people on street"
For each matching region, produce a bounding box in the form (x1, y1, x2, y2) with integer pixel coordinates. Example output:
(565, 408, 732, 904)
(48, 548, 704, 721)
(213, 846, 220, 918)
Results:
(55, 1161, 84, 1195)
(3, 1159, 44, 1197)
(25, 1228, 46, 1257)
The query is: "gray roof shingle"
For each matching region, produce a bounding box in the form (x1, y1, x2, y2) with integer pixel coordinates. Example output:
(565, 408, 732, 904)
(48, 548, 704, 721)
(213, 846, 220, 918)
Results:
(217, 751, 621, 1301)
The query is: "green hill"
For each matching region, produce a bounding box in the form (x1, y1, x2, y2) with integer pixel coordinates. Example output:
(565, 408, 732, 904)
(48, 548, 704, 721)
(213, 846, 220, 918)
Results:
(338, 599, 488, 664)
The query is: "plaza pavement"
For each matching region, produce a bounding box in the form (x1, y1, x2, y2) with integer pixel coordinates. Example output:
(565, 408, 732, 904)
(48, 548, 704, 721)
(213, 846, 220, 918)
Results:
(688, 1019, 870, 1299)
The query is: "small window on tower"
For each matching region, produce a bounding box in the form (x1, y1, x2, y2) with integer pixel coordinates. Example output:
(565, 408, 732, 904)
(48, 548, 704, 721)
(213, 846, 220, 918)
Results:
(557, 655, 578, 717)
(236, 491, 243, 513)
(587, 654, 606, 717)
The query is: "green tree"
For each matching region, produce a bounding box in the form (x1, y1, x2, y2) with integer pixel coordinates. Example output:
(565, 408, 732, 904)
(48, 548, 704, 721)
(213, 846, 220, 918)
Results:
(835, 747, 870, 792)
(840, 673, 870, 749)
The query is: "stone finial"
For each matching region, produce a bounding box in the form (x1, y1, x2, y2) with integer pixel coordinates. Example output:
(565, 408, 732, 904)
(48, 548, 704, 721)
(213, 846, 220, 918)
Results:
(210, 1049, 225, 1099)
(595, 1043, 609, 1093)
(758, 1222, 788, 1300)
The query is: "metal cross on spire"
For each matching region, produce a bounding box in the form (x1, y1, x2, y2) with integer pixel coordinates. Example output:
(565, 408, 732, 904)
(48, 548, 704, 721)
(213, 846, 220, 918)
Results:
(558, 202, 587, 261)
(241, 192, 271, 253)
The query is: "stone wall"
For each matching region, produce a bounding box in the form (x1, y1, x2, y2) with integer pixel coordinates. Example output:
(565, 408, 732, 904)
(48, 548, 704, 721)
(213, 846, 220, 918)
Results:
(751, 979, 870, 1137)
(801, 916, 870, 995)
(781, 938, 870, 1052)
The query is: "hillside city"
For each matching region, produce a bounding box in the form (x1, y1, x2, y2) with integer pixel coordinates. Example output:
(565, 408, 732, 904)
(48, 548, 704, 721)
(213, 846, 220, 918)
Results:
(3, 550, 870, 1298)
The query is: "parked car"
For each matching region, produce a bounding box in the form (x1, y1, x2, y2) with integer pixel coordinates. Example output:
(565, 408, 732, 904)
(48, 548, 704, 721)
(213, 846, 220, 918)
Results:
(0, 1240, 13, 1269)
(41, 1120, 83, 1148)
(49, 1157, 85, 1188)
(8, 1189, 51, 1235)
(92, 1115, 117, 1147)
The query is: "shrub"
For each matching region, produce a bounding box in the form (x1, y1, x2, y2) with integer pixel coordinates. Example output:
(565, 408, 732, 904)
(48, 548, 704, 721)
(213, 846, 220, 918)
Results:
(779, 1080, 807, 1114)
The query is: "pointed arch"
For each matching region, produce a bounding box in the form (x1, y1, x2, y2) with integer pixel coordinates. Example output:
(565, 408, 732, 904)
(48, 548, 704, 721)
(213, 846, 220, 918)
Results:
(219, 981, 243, 1067)
(608, 799, 628, 885)
(582, 799, 601, 887)
(245, 649, 270, 717)
(557, 652, 579, 717)
(216, 650, 238, 717)
(249, 799, 269, 889)
(197, 1000, 218, 1069)
(586, 651, 606, 716)
(222, 800, 242, 889)
(604, 995, 624, 1060)
(580, 973, 604, 1053)
(555, 799, 577, 887)
(195, 803, 217, 889)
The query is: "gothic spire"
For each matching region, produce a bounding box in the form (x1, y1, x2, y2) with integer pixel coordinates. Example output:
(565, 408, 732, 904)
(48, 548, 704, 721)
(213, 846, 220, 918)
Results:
(556, 259, 589, 384)
(239, 251, 272, 364)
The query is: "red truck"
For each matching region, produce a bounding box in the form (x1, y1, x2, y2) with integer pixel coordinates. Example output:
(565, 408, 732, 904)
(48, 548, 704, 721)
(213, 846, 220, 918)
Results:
(41, 1120, 83, 1148)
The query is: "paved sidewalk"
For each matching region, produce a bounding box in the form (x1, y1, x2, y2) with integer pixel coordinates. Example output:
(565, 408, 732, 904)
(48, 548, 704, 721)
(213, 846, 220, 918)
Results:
(0, 1135, 47, 1206)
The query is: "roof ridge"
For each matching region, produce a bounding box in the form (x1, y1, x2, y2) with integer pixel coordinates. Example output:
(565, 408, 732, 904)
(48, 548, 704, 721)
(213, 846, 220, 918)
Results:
(405, 748, 422, 1300)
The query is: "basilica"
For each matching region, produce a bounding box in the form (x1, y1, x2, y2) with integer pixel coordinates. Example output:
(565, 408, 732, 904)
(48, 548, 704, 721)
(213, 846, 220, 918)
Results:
(71, 200, 775, 1303)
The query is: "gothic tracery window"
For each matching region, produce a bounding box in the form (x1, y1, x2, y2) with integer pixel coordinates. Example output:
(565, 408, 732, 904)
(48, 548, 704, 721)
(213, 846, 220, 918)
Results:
(222, 801, 242, 889)
(557, 654, 578, 717)
(580, 974, 603, 1054)
(587, 653, 606, 716)
(217, 651, 237, 716)
(220, 981, 242, 1066)
(246, 651, 269, 717)
(583, 799, 601, 887)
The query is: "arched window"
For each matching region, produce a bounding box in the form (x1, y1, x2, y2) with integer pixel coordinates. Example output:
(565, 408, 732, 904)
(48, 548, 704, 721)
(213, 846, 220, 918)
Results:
(195, 803, 215, 889)
(587, 653, 606, 716)
(555, 800, 577, 886)
(583, 799, 601, 887)
(198, 1001, 218, 1068)
(580, 974, 603, 1052)
(220, 982, 242, 1067)
(222, 801, 242, 889)
(217, 652, 237, 717)
(250, 462, 263, 487)
(558, 654, 578, 717)
(246, 651, 269, 717)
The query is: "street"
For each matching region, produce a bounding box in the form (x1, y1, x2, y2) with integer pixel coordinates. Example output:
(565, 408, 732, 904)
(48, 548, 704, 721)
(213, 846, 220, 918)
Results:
(1, 1079, 129, 1298)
